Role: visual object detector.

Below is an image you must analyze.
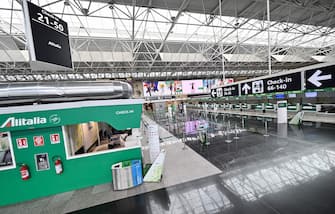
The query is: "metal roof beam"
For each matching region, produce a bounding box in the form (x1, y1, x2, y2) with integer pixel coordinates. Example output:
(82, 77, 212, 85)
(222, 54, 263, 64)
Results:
(148, 0, 190, 71)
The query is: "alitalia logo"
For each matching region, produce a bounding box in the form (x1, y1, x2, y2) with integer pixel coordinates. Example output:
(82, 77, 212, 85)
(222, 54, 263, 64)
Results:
(1, 117, 47, 128)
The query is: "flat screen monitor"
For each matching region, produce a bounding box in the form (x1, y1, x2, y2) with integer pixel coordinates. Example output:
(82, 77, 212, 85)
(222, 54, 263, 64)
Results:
(275, 94, 285, 99)
(288, 93, 297, 98)
(305, 92, 317, 98)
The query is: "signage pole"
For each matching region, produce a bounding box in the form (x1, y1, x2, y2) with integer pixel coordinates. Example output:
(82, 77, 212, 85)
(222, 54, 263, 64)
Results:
(219, 0, 225, 82)
(267, 0, 272, 75)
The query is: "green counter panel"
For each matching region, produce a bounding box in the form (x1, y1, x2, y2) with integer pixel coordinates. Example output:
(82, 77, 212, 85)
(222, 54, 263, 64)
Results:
(0, 126, 141, 206)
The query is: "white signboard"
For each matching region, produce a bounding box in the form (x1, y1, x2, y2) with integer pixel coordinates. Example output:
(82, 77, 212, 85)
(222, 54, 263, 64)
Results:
(277, 100, 288, 124)
(147, 124, 160, 163)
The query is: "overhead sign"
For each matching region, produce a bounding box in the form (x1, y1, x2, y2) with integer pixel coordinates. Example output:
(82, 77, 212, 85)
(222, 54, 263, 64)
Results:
(22, 0, 72, 70)
(211, 85, 239, 98)
(240, 72, 302, 95)
(305, 65, 334, 90)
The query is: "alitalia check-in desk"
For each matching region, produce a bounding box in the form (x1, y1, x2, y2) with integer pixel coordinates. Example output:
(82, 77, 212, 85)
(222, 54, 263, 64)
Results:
(0, 99, 143, 206)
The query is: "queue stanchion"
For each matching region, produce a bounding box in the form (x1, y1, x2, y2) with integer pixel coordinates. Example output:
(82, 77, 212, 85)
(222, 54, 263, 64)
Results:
(182, 132, 187, 150)
(264, 119, 269, 137)
(233, 123, 240, 140)
(225, 121, 233, 143)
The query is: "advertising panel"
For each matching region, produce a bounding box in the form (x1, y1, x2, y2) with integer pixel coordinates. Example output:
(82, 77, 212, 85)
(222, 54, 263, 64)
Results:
(143, 81, 175, 97)
(182, 80, 204, 94)
(185, 120, 208, 134)
(143, 79, 229, 97)
(157, 81, 175, 96)
(143, 81, 159, 97)
(185, 121, 198, 134)
(203, 79, 215, 93)
(174, 81, 183, 94)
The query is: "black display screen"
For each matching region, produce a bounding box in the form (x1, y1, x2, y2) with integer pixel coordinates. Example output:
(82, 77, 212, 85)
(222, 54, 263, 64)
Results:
(24, 1, 72, 69)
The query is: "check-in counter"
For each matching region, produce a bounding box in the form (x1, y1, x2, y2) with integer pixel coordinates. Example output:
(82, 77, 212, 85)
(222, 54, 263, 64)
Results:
(288, 103, 299, 112)
(241, 103, 251, 111)
(302, 103, 317, 112)
(233, 104, 241, 111)
(265, 103, 275, 112)
(255, 103, 265, 112)
(224, 103, 230, 110)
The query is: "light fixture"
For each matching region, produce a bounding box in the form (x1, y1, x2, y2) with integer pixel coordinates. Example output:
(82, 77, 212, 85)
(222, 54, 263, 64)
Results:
(81, 8, 89, 16)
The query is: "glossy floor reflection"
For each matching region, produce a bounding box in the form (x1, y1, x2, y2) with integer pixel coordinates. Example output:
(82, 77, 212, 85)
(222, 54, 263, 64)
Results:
(71, 112, 335, 214)
(71, 146, 335, 214)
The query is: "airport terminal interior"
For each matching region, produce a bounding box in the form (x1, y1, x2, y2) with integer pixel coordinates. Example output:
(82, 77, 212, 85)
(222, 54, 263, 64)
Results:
(1, 0, 335, 213)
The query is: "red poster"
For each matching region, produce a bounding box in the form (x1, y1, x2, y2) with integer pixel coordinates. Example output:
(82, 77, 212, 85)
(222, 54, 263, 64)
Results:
(33, 136, 44, 147)
(50, 133, 60, 144)
(16, 138, 28, 149)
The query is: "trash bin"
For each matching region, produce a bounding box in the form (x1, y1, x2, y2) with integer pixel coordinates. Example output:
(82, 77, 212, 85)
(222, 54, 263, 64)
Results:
(111, 159, 143, 190)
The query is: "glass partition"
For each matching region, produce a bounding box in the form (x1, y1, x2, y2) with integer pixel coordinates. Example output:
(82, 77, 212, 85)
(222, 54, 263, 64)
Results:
(63, 122, 134, 158)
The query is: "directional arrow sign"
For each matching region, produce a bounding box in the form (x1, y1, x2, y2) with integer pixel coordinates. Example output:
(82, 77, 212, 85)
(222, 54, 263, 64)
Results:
(211, 85, 239, 98)
(307, 70, 332, 87)
(241, 83, 251, 95)
(306, 65, 335, 90)
(211, 89, 217, 98)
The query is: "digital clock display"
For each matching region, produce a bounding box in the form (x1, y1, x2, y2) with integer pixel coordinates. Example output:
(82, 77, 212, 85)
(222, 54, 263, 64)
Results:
(29, 6, 68, 35)
(22, 0, 72, 70)
(36, 12, 65, 32)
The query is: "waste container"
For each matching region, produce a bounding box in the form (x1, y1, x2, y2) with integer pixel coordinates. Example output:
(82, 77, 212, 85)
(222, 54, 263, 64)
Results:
(111, 159, 143, 190)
